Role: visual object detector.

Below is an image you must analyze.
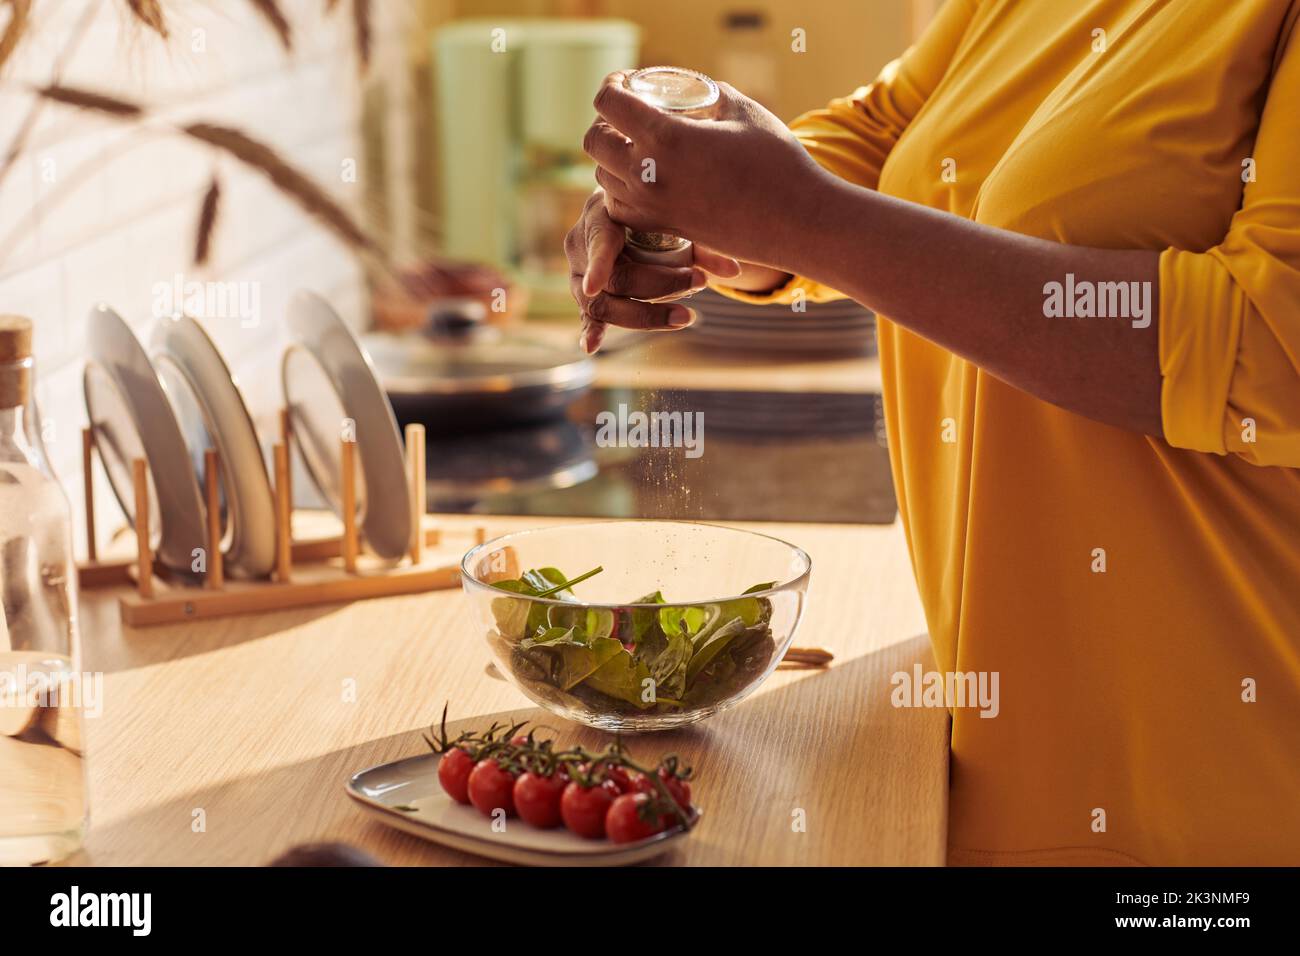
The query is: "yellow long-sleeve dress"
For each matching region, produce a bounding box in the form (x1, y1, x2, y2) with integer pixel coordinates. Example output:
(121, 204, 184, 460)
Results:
(722, 0, 1300, 864)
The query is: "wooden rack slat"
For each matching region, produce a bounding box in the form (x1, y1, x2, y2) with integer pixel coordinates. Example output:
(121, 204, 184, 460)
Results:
(82, 427, 97, 562)
(341, 438, 358, 573)
(132, 458, 152, 599)
(204, 448, 223, 590)
(274, 442, 292, 583)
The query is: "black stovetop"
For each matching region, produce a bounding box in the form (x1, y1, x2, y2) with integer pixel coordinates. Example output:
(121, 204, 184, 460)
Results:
(396, 387, 895, 525)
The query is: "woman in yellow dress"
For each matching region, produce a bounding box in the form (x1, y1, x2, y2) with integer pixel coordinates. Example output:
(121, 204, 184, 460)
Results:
(564, 0, 1300, 865)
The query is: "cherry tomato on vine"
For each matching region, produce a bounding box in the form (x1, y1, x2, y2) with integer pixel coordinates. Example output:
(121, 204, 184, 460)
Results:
(634, 767, 692, 812)
(660, 773, 691, 812)
(468, 759, 517, 817)
(606, 793, 666, 844)
(561, 781, 615, 838)
(437, 748, 475, 805)
(603, 765, 636, 794)
(569, 762, 619, 794)
(513, 771, 566, 828)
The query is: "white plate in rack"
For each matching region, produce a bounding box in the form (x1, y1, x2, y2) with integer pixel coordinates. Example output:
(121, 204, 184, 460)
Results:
(151, 314, 276, 578)
(84, 303, 207, 575)
(346, 752, 699, 866)
(282, 291, 411, 560)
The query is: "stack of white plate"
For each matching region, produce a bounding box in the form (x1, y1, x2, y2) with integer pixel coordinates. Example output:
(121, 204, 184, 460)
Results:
(686, 289, 875, 355)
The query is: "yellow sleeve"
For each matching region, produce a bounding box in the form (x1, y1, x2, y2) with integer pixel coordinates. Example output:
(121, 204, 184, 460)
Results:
(713, 0, 979, 306)
(1159, 12, 1300, 468)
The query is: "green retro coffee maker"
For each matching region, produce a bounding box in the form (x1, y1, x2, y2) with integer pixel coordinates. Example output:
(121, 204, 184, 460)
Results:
(434, 19, 640, 315)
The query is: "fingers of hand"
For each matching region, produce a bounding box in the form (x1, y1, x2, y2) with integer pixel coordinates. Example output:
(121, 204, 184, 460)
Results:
(593, 166, 631, 205)
(713, 80, 745, 115)
(578, 315, 607, 355)
(593, 71, 662, 138)
(569, 273, 695, 331)
(582, 207, 624, 296)
(591, 295, 695, 330)
(713, 81, 774, 128)
(582, 121, 633, 178)
(692, 244, 742, 278)
(600, 190, 660, 234)
(604, 259, 706, 301)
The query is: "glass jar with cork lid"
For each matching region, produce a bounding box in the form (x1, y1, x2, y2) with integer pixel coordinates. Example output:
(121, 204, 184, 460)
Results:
(0, 315, 89, 865)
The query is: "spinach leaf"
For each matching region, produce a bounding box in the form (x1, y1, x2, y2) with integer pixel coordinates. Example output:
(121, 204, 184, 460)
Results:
(685, 624, 776, 705)
(632, 625, 668, 667)
(716, 596, 765, 629)
(744, 581, 776, 627)
(521, 625, 582, 648)
(686, 616, 748, 685)
(583, 652, 655, 710)
(585, 608, 616, 640)
(714, 598, 760, 628)
(525, 566, 604, 598)
(489, 579, 537, 641)
(516, 624, 621, 691)
(686, 606, 730, 652)
(492, 579, 538, 594)
(545, 604, 583, 630)
(511, 644, 555, 682)
(520, 567, 572, 595)
(553, 636, 623, 690)
(490, 574, 559, 642)
(651, 630, 692, 700)
(630, 590, 665, 645)
(547, 605, 615, 640)
(712, 582, 777, 630)
(659, 603, 715, 639)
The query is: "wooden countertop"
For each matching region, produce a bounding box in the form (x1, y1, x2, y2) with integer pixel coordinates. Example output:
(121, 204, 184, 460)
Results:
(67, 513, 946, 866)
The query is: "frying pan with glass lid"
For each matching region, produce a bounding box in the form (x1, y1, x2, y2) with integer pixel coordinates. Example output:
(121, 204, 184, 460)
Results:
(362, 299, 593, 433)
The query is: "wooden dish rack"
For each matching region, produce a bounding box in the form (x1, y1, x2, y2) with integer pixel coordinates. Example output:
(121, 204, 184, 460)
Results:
(77, 417, 475, 626)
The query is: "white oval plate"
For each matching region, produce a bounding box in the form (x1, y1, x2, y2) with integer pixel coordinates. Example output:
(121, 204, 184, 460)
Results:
(151, 315, 276, 578)
(346, 752, 698, 866)
(85, 304, 207, 574)
(283, 291, 411, 560)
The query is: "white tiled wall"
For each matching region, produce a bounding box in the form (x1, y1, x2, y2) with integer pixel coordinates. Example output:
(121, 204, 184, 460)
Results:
(0, 0, 398, 556)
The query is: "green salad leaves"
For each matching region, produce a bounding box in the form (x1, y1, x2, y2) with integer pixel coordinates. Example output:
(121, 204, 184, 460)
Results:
(489, 568, 778, 713)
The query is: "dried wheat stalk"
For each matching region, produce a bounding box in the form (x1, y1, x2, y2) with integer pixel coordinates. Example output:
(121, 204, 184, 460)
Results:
(352, 0, 371, 72)
(38, 84, 144, 118)
(183, 122, 375, 254)
(248, 0, 291, 52)
(124, 0, 168, 39)
(194, 176, 221, 265)
(0, 0, 32, 74)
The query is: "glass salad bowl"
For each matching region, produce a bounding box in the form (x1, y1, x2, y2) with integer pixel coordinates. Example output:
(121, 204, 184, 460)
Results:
(461, 521, 812, 732)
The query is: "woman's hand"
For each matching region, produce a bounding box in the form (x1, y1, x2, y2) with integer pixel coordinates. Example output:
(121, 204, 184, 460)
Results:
(564, 188, 740, 353)
(583, 72, 827, 268)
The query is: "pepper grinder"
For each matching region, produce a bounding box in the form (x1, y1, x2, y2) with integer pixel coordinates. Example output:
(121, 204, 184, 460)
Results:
(620, 67, 720, 269)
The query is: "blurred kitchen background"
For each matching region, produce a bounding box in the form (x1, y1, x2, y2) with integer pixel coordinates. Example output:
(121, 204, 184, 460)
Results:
(0, 0, 935, 555)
